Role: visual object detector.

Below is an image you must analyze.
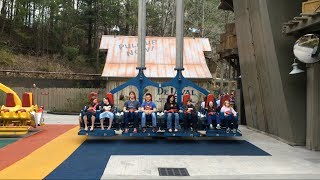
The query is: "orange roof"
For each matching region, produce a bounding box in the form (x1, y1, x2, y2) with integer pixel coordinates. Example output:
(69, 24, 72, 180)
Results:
(100, 36, 212, 79)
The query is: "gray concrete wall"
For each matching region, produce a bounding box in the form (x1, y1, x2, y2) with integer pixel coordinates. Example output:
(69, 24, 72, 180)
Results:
(233, 0, 306, 145)
(306, 62, 320, 150)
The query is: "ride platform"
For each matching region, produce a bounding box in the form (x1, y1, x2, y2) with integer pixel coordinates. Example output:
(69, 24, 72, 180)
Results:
(78, 129, 116, 137)
(206, 129, 242, 137)
(164, 131, 201, 137)
(77, 128, 242, 137)
(122, 128, 160, 137)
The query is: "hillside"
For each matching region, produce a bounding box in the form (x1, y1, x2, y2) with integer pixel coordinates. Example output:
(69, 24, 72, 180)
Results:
(0, 48, 99, 74)
(0, 17, 101, 76)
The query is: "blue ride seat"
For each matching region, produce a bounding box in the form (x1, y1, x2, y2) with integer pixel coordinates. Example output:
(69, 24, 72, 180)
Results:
(219, 112, 239, 129)
(201, 94, 218, 128)
(80, 108, 121, 129)
(206, 112, 240, 135)
(80, 109, 101, 127)
(122, 111, 160, 135)
(123, 111, 159, 129)
(79, 92, 118, 129)
(160, 111, 184, 130)
(140, 111, 158, 125)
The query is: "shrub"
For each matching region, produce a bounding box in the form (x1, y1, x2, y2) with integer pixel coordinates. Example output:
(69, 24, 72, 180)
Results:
(38, 65, 52, 72)
(62, 46, 79, 61)
(0, 49, 14, 66)
(75, 55, 87, 64)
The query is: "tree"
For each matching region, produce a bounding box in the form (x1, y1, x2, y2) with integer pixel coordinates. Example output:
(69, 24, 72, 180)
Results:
(0, 0, 230, 66)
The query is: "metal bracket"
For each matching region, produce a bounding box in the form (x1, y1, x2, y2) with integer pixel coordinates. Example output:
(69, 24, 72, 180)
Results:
(110, 69, 209, 105)
(110, 69, 158, 103)
(161, 70, 209, 107)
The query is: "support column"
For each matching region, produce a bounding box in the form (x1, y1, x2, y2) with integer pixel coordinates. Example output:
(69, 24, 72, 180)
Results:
(137, 0, 146, 69)
(137, 0, 147, 102)
(175, 0, 184, 71)
(306, 62, 320, 150)
(175, 0, 184, 105)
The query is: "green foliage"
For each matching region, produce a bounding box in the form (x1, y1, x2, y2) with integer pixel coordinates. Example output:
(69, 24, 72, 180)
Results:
(75, 55, 87, 64)
(37, 65, 52, 72)
(0, 49, 14, 66)
(14, 30, 32, 41)
(62, 46, 79, 61)
(0, 0, 230, 67)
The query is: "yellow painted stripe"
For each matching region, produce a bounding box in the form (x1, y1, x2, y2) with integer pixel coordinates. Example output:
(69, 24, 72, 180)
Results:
(0, 127, 86, 179)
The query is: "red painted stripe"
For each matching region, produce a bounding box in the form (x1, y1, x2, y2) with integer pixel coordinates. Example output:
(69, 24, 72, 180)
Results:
(0, 124, 76, 171)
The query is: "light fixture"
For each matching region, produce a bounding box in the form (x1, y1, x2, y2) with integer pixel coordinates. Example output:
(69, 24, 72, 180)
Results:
(111, 25, 120, 32)
(293, 34, 320, 64)
(290, 34, 320, 75)
(188, 28, 200, 39)
(188, 27, 200, 34)
(111, 25, 120, 37)
(289, 58, 304, 75)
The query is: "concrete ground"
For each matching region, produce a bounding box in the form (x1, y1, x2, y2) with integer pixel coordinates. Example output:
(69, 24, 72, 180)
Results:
(44, 112, 79, 125)
(43, 112, 320, 179)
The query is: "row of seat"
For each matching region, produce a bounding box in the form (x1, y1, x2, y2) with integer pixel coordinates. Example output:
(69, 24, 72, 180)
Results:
(78, 93, 241, 137)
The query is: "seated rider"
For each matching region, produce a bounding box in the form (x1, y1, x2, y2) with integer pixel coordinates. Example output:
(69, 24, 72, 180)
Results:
(83, 97, 100, 131)
(141, 93, 157, 132)
(183, 99, 198, 132)
(123, 91, 140, 133)
(220, 100, 238, 133)
(164, 94, 179, 132)
(205, 101, 220, 129)
(99, 97, 114, 130)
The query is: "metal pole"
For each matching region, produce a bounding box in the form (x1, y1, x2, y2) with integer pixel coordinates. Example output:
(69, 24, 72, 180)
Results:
(175, 0, 184, 70)
(137, 0, 146, 69)
(202, 0, 205, 38)
(175, 0, 184, 106)
(220, 61, 225, 93)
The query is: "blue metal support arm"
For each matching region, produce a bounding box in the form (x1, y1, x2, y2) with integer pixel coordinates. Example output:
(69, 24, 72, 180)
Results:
(110, 69, 159, 103)
(161, 70, 210, 107)
(110, 70, 209, 106)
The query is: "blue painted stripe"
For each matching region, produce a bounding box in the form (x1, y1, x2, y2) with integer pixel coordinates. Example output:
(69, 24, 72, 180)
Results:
(46, 140, 270, 180)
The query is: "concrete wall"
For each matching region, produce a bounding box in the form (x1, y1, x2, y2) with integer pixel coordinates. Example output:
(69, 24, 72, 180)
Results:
(306, 62, 320, 150)
(233, 0, 306, 145)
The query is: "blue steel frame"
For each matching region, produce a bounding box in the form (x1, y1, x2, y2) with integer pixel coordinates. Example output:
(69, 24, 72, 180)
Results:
(161, 70, 209, 107)
(110, 68, 210, 107)
(110, 68, 158, 103)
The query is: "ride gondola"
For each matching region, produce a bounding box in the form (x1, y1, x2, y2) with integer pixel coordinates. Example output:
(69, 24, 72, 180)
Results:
(78, 0, 241, 138)
(78, 92, 241, 137)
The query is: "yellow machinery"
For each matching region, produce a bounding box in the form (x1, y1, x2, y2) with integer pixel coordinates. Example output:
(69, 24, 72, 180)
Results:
(0, 83, 42, 135)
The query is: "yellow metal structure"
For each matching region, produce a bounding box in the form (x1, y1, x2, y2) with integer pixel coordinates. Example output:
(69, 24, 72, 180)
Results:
(0, 83, 39, 135)
(0, 126, 31, 135)
(0, 83, 22, 106)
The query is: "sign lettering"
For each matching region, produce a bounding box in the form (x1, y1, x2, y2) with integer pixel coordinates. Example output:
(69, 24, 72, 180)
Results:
(157, 87, 195, 96)
(118, 40, 158, 56)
